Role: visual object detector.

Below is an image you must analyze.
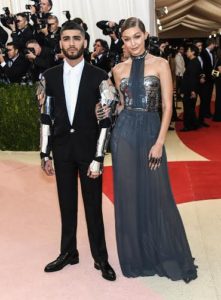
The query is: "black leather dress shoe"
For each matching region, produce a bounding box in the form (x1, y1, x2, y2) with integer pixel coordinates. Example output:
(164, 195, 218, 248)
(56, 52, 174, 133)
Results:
(44, 252, 79, 272)
(94, 261, 116, 281)
(199, 122, 210, 128)
(180, 127, 191, 132)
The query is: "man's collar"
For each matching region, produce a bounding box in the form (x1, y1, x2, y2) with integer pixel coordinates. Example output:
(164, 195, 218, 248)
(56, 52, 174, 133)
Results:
(63, 58, 85, 74)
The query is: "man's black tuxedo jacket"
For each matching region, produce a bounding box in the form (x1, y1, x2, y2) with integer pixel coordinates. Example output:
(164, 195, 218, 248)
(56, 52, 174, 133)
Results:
(43, 61, 108, 161)
(181, 57, 202, 96)
(200, 49, 214, 82)
(11, 26, 34, 52)
(0, 55, 30, 83)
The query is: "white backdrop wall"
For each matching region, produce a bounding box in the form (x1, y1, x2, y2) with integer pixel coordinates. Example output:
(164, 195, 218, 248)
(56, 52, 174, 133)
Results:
(0, 0, 156, 48)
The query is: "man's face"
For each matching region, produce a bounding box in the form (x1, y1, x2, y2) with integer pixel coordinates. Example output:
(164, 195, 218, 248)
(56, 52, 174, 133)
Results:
(186, 48, 193, 59)
(48, 18, 58, 33)
(6, 45, 18, 59)
(195, 42, 203, 53)
(27, 43, 41, 56)
(159, 43, 166, 52)
(209, 43, 216, 51)
(179, 47, 184, 55)
(60, 29, 86, 60)
(16, 16, 27, 30)
(40, 0, 51, 13)
(93, 41, 105, 55)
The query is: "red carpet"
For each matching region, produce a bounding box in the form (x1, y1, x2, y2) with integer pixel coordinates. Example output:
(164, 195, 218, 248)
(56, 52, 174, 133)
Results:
(176, 119, 221, 161)
(103, 161, 221, 204)
(176, 101, 221, 161)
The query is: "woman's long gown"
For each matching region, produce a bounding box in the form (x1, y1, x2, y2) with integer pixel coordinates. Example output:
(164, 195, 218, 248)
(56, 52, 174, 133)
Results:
(111, 75, 197, 282)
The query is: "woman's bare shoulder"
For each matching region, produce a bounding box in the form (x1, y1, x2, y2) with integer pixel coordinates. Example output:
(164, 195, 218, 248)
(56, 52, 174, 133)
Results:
(148, 54, 169, 65)
(113, 60, 130, 75)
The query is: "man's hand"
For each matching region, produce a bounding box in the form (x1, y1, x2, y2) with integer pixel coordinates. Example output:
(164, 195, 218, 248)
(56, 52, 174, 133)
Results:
(0, 52, 5, 63)
(190, 91, 196, 99)
(200, 78, 205, 84)
(109, 32, 118, 41)
(108, 21, 116, 28)
(30, 5, 36, 15)
(9, 22, 16, 32)
(26, 51, 36, 61)
(87, 160, 103, 179)
(41, 159, 54, 176)
(40, 26, 49, 36)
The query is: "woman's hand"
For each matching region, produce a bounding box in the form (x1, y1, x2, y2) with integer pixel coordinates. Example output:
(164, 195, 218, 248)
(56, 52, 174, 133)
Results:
(95, 103, 111, 120)
(148, 143, 163, 170)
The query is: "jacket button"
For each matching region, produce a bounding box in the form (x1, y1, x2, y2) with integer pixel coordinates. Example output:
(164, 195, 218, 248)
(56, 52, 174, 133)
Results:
(70, 129, 75, 133)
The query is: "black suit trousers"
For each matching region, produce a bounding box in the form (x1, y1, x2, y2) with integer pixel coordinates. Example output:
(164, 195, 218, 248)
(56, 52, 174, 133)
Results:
(183, 95, 198, 129)
(199, 81, 213, 118)
(52, 133, 108, 262)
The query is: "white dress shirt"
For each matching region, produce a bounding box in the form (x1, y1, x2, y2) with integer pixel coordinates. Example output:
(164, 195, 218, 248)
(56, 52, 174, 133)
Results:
(175, 52, 185, 76)
(206, 48, 213, 66)
(198, 56, 203, 69)
(1, 54, 19, 68)
(63, 59, 85, 124)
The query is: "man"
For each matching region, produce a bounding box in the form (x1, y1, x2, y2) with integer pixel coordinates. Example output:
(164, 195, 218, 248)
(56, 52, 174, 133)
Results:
(9, 13, 34, 53)
(194, 40, 209, 127)
(200, 39, 216, 118)
(159, 40, 168, 59)
(30, 0, 52, 34)
(25, 39, 54, 81)
(181, 44, 202, 131)
(40, 21, 116, 281)
(96, 20, 123, 66)
(91, 39, 111, 73)
(37, 15, 61, 61)
(0, 42, 30, 83)
(175, 46, 185, 101)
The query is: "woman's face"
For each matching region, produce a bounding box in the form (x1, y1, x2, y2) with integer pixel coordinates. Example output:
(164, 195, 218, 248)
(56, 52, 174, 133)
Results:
(121, 26, 147, 57)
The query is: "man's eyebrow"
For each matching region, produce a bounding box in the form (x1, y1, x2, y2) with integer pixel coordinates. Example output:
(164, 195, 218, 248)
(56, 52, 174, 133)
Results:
(62, 35, 82, 39)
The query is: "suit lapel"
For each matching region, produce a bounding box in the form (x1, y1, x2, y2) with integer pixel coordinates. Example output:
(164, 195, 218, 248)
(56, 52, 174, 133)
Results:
(72, 62, 89, 124)
(56, 63, 71, 125)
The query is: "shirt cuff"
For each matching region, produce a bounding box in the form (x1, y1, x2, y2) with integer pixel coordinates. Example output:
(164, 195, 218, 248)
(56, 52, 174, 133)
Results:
(1, 61, 6, 67)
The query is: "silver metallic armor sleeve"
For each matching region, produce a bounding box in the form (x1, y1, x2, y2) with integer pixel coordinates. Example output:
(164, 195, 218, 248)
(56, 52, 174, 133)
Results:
(96, 80, 118, 158)
(88, 80, 118, 175)
(40, 91, 54, 160)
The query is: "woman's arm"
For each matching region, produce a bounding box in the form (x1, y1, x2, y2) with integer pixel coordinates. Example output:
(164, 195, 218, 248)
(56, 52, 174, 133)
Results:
(156, 59, 173, 145)
(148, 58, 173, 170)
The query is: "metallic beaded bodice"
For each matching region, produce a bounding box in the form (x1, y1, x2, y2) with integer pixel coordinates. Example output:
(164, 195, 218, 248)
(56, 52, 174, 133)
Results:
(120, 75, 161, 112)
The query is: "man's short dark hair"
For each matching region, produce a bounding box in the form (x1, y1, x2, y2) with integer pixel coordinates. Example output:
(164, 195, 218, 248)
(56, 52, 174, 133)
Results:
(26, 39, 39, 47)
(7, 42, 19, 50)
(16, 12, 29, 22)
(95, 39, 109, 52)
(206, 38, 216, 47)
(60, 21, 85, 38)
(193, 39, 202, 45)
(188, 44, 199, 57)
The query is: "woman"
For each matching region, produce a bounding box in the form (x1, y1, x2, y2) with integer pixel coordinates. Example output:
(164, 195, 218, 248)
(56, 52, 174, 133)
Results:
(110, 17, 197, 282)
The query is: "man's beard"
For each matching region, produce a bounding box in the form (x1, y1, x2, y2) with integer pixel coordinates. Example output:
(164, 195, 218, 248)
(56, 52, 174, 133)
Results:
(62, 44, 85, 60)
